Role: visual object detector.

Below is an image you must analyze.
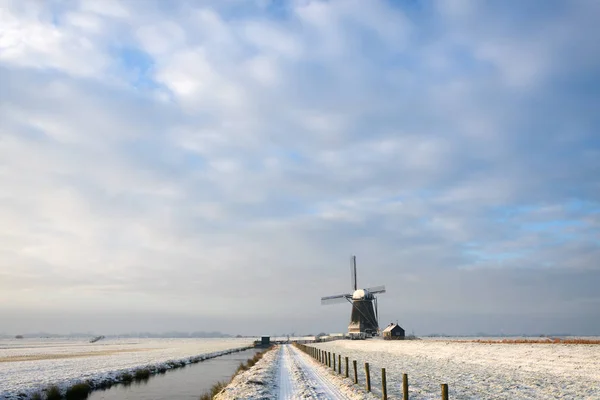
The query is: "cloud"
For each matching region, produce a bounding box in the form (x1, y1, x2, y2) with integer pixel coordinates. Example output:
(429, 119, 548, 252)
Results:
(0, 0, 598, 335)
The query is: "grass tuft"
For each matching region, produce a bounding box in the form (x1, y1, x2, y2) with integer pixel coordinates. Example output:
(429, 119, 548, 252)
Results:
(46, 385, 62, 400)
(119, 372, 133, 384)
(236, 362, 248, 373)
(30, 392, 43, 400)
(134, 369, 151, 381)
(65, 383, 91, 400)
(210, 381, 227, 397)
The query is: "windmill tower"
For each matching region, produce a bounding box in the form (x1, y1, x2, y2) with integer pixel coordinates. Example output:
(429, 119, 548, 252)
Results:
(321, 256, 386, 338)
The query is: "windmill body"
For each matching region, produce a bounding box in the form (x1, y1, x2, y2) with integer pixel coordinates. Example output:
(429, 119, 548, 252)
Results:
(321, 256, 386, 338)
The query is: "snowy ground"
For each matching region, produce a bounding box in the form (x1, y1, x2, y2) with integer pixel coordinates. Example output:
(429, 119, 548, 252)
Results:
(0, 338, 253, 399)
(216, 344, 378, 400)
(313, 339, 600, 399)
(214, 346, 279, 400)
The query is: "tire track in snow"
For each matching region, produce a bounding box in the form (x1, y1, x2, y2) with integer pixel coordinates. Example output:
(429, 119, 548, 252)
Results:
(278, 344, 352, 400)
(277, 345, 297, 399)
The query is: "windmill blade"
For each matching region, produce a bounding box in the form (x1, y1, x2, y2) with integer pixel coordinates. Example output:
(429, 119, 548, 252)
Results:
(350, 256, 357, 291)
(321, 294, 351, 305)
(366, 285, 386, 294)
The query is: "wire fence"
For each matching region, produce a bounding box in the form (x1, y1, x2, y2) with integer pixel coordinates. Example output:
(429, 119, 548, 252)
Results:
(294, 343, 450, 400)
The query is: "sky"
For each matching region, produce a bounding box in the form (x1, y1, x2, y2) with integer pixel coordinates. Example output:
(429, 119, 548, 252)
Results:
(0, 0, 599, 337)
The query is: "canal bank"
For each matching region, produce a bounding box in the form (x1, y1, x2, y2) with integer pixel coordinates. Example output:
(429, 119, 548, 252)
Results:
(87, 347, 263, 400)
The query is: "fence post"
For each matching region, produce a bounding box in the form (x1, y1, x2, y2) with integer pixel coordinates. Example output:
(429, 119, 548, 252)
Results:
(382, 368, 387, 400)
(333, 353, 336, 370)
(365, 362, 371, 392)
(345, 357, 349, 377)
(441, 384, 448, 400)
(403, 373, 409, 400)
(338, 354, 341, 374)
(353, 360, 358, 384)
(328, 352, 331, 367)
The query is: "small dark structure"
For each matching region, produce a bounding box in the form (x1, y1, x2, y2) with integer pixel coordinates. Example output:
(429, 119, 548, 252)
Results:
(89, 335, 105, 343)
(15, 335, 24, 339)
(254, 336, 271, 347)
(382, 323, 405, 340)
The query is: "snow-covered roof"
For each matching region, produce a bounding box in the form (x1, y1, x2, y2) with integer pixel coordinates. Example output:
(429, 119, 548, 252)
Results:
(383, 324, 402, 333)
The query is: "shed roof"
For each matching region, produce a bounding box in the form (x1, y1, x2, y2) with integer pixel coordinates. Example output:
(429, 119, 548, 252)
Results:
(383, 323, 402, 333)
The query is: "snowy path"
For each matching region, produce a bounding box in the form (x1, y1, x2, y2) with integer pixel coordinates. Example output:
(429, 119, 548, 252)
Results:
(277, 345, 299, 399)
(277, 344, 359, 400)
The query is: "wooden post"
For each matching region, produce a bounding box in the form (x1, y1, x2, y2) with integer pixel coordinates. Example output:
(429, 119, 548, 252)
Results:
(328, 352, 331, 367)
(353, 360, 358, 384)
(403, 373, 409, 400)
(382, 368, 387, 400)
(345, 357, 349, 377)
(333, 353, 336, 370)
(365, 362, 371, 392)
(441, 384, 448, 400)
(338, 354, 341, 374)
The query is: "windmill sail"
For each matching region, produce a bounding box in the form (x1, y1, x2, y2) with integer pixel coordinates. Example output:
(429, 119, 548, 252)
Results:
(366, 285, 386, 294)
(321, 293, 351, 305)
(351, 256, 357, 291)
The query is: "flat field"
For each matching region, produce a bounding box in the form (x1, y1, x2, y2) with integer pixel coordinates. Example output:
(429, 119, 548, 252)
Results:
(0, 337, 253, 399)
(314, 338, 600, 399)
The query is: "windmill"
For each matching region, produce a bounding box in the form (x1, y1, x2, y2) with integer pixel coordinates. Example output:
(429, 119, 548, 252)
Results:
(321, 256, 386, 338)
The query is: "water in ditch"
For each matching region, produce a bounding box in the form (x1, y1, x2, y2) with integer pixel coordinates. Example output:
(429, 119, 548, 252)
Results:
(87, 347, 262, 400)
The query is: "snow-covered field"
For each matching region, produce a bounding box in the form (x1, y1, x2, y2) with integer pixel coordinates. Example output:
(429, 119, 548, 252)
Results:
(313, 339, 600, 399)
(0, 337, 253, 399)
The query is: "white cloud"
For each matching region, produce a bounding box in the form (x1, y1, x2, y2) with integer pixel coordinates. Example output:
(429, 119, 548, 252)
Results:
(0, 5, 107, 76)
(0, 0, 598, 335)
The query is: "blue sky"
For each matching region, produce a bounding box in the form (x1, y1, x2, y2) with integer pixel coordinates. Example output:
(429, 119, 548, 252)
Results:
(0, 0, 599, 336)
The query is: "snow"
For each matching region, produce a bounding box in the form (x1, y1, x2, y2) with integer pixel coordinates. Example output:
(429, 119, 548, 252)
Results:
(216, 344, 378, 400)
(0, 338, 253, 399)
(313, 339, 600, 399)
(214, 346, 279, 400)
(278, 345, 297, 398)
(282, 344, 378, 399)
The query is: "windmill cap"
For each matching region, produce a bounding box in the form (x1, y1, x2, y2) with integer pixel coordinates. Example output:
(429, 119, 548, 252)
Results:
(352, 289, 373, 300)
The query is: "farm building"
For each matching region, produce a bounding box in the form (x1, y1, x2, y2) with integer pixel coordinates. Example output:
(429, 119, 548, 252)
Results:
(382, 323, 405, 340)
(254, 336, 271, 347)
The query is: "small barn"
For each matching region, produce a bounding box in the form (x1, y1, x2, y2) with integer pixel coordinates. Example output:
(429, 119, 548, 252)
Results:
(382, 323, 405, 340)
(254, 336, 271, 347)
